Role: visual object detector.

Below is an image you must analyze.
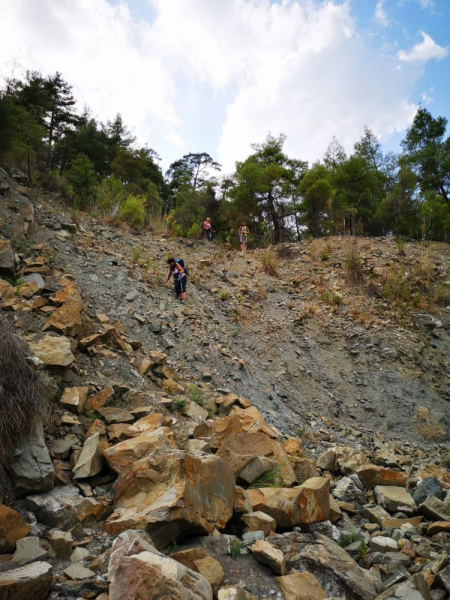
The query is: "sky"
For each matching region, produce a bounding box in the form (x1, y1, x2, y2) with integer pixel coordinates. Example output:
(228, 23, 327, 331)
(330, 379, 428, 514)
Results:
(0, 0, 449, 174)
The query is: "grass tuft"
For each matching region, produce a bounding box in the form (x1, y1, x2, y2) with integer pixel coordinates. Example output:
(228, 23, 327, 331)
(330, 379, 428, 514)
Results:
(259, 246, 279, 276)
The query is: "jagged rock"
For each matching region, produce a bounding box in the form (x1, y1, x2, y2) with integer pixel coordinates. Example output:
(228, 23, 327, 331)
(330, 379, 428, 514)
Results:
(283, 438, 304, 458)
(218, 585, 258, 600)
(251, 539, 285, 575)
(85, 419, 106, 439)
(317, 449, 336, 472)
(277, 572, 327, 600)
(0, 236, 15, 277)
(374, 573, 432, 599)
(49, 530, 73, 557)
(238, 456, 277, 485)
(60, 386, 89, 414)
(309, 520, 341, 542)
(9, 422, 55, 496)
(42, 298, 83, 336)
(292, 533, 378, 600)
(103, 427, 177, 476)
(419, 496, 450, 521)
(186, 439, 211, 454)
(0, 505, 31, 553)
(413, 477, 444, 505)
(73, 433, 105, 479)
(0, 278, 15, 301)
(70, 547, 91, 562)
(183, 400, 209, 422)
(361, 505, 391, 524)
(333, 477, 366, 504)
(292, 458, 317, 484)
(12, 536, 48, 565)
(25, 485, 111, 529)
(427, 521, 450, 535)
(241, 511, 276, 535)
(85, 387, 114, 412)
(30, 334, 75, 367)
(357, 465, 406, 489)
(246, 477, 330, 528)
(0, 560, 53, 600)
(109, 547, 213, 600)
(148, 350, 167, 365)
(98, 406, 134, 424)
(126, 413, 173, 437)
(437, 565, 450, 594)
(369, 536, 398, 553)
(163, 378, 185, 394)
(104, 451, 235, 547)
(374, 486, 416, 513)
(216, 432, 296, 485)
(171, 549, 224, 593)
(64, 562, 96, 580)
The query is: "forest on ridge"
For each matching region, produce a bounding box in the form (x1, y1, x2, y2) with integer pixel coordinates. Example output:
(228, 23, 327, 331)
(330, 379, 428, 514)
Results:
(0, 70, 449, 245)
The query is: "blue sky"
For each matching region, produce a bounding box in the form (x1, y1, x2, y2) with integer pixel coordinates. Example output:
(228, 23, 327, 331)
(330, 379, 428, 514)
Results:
(1, 0, 449, 172)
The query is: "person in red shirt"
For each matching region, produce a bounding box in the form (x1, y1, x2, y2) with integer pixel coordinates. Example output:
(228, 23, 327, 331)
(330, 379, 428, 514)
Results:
(202, 217, 212, 241)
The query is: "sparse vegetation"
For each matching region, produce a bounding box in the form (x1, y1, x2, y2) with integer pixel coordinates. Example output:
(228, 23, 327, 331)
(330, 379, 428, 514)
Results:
(219, 290, 230, 301)
(259, 246, 279, 276)
(164, 541, 178, 555)
(230, 539, 243, 558)
(344, 239, 364, 284)
(248, 465, 284, 489)
(171, 398, 186, 412)
(396, 237, 406, 256)
(132, 245, 143, 264)
(187, 384, 204, 406)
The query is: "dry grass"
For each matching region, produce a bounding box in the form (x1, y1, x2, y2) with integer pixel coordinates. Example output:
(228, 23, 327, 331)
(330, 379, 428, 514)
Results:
(344, 238, 364, 284)
(0, 317, 49, 475)
(259, 246, 279, 277)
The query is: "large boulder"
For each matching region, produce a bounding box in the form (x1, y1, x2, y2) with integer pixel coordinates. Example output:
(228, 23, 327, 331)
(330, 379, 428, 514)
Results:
(0, 505, 31, 553)
(125, 413, 173, 437)
(419, 496, 450, 522)
(251, 539, 285, 575)
(292, 533, 378, 600)
(356, 465, 406, 489)
(29, 334, 75, 367)
(412, 477, 445, 505)
(9, 422, 55, 496)
(374, 486, 416, 513)
(216, 432, 296, 485)
(0, 561, 53, 600)
(104, 451, 235, 548)
(25, 485, 111, 529)
(0, 236, 15, 277)
(103, 427, 177, 476)
(108, 533, 212, 600)
(170, 549, 224, 594)
(246, 477, 330, 528)
(277, 572, 327, 600)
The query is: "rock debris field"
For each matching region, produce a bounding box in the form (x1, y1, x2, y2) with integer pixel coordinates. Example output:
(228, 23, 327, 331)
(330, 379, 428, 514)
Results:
(0, 165, 450, 599)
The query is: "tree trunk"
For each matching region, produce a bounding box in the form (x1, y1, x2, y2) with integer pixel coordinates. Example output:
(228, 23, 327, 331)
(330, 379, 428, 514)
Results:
(267, 190, 281, 244)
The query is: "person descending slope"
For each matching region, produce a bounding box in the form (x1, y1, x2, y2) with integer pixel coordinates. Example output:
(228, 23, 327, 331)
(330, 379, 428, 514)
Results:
(238, 221, 249, 253)
(164, 257, 187, 303)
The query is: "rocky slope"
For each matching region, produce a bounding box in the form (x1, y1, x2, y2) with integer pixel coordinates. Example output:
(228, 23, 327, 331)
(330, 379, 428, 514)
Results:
(0, 165, 450, 600)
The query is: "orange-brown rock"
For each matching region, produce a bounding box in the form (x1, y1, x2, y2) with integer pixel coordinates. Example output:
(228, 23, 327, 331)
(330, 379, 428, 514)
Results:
(0, 505, 31, 553)
(107, 424, 134, 443)
(246, 477, 330, 528)
(277, 572, 327, 600)
(60, 386, 89, 414)
(283, 438, 303, 458)
(103, 427, 177, 476)
(357, 464, 406, 489)
(0, 279, 15, 302)
(85, 387, 114, 412)
(171, 549, 224, 593)
(292, 458, 317, 484)
(234, 486, 252, 517)
(251, 539, 285, 575)
(85, 419, 106, 440)
(126, 413, 173, 437)
(242, 511, 276, 535)
(42, 299, 83, 337)
(216, 432, 296, 485)
(428, 521, 450, 535)
(104, 451, 235, 548)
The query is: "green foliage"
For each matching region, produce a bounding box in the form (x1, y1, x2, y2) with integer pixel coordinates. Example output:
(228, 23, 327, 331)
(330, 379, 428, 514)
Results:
(66, 153, 98, 209)
(132, 245, 143, 263)
(171, 398, 186, 411)
(230, 539, 243, 558)
(187, 222, 202, 239)
(119, 195, 146, 228)
(187, 385, 204, 406)
(97, 175, 128, 220)
(219, 290, 230, 301)
(164, 541, 178, 555)
(344, 240, 364, 284)
(248, 465, 284, 489)
(338, 534, 360, 548)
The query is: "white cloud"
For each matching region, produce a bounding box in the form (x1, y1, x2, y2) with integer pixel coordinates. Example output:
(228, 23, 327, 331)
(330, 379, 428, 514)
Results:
(375, 0, 390, 27)
(398, 32, 449, 62)
(0, 0, 441, 171)
(0, 0, 182, 148)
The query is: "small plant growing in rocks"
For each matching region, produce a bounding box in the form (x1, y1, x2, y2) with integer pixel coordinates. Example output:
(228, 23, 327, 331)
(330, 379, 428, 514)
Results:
(171, 398, 186, 412)
(188, 384, 204, 406)
(132, 245, 143, 264)
(230, 539, 243, 558)
(259, 246, 279, 276)
(249, 465, 284, 489)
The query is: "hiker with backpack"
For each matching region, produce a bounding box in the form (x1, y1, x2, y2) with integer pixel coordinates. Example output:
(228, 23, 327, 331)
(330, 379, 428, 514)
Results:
(164, 257, 188, 303)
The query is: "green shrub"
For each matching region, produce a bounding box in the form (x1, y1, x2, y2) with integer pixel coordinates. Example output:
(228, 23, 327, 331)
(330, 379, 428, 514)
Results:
(249, 465, 284, 489)
(188, 384, 204, 406)
(230, 539, 243, 558)
(119, 195, 146, 228)
(187, 222, 202, 239)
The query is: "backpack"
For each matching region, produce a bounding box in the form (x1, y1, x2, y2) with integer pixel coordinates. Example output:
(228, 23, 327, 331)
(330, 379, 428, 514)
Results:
(175, 258, 188, 275)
